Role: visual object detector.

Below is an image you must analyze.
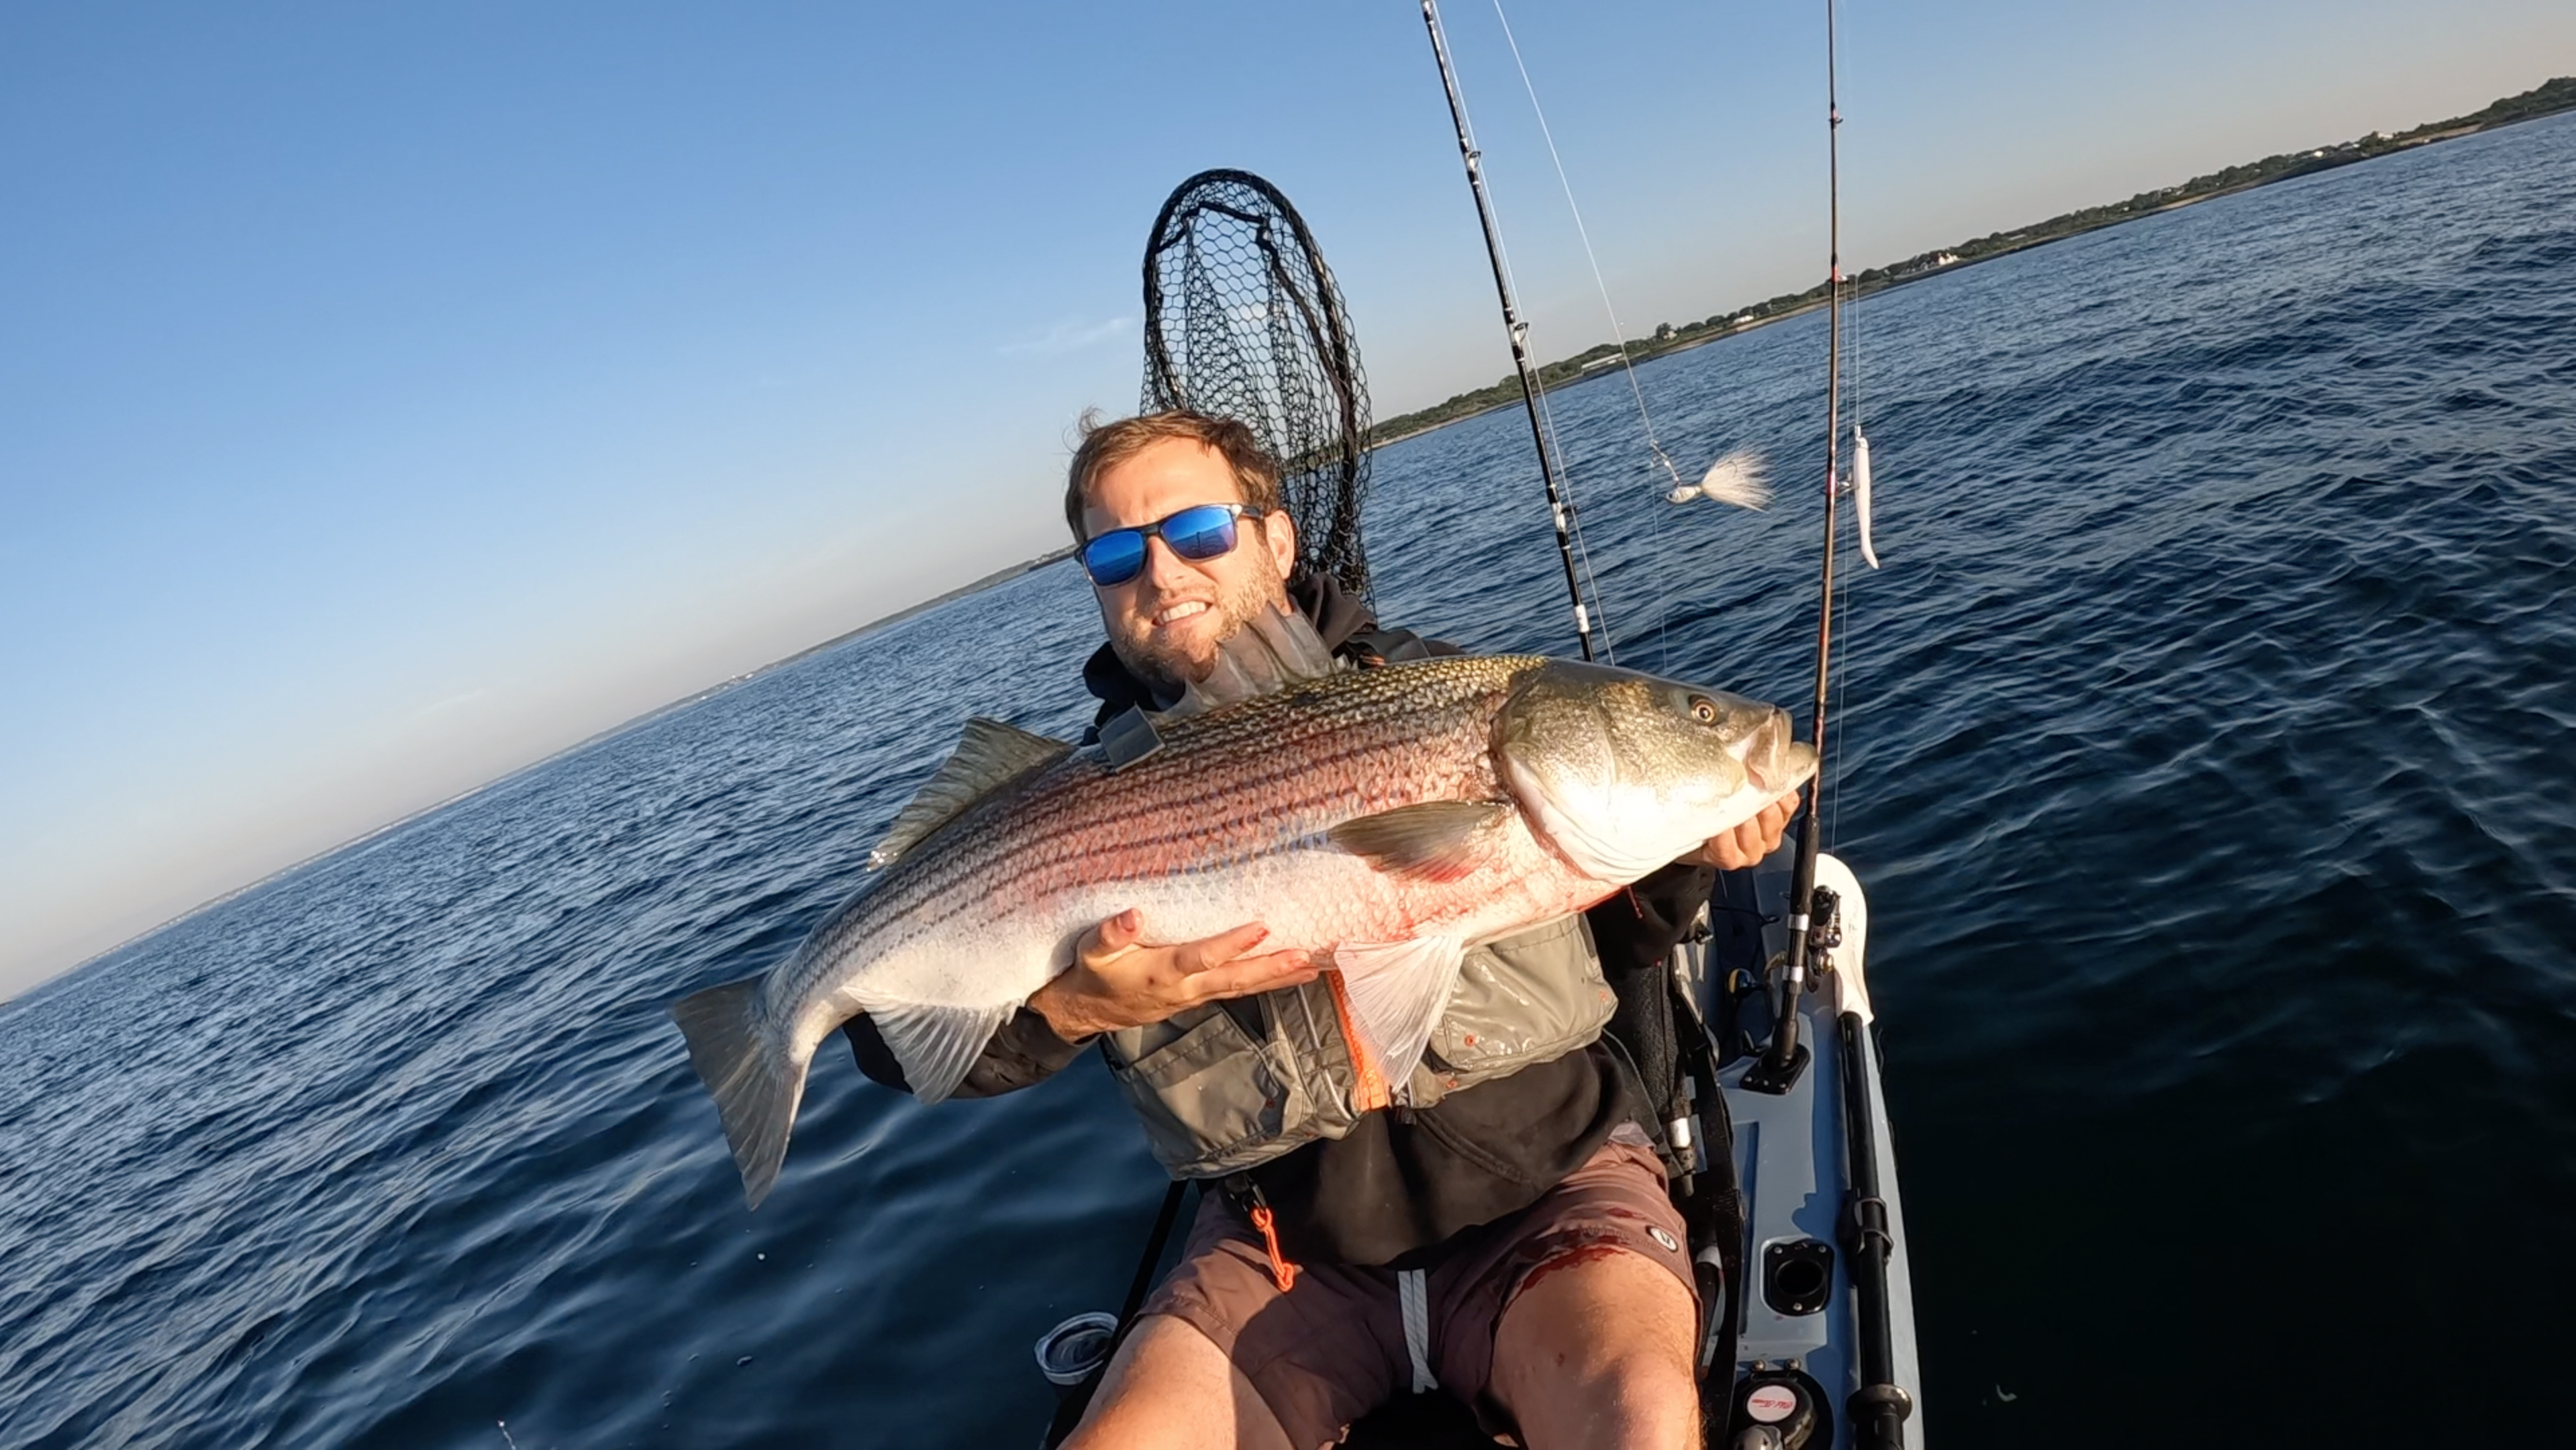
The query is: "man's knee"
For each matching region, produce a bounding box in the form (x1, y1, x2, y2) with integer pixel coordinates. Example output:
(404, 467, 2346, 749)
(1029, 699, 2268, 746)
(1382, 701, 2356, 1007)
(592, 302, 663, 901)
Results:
(1492, 1247, 1701, 1449)
(1064, 1314, 1295, 1450)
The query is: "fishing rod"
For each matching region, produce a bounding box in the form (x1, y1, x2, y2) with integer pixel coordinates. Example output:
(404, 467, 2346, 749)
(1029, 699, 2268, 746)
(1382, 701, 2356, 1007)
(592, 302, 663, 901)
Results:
(1739, 4, 1915, 1445)
(1418, 0, 1597, 661)
(1745, 0, 1850, 1096)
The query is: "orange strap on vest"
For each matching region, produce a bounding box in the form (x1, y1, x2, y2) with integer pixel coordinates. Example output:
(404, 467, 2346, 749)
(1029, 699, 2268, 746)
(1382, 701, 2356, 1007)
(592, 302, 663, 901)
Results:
(1322, 967, 1393, 1113)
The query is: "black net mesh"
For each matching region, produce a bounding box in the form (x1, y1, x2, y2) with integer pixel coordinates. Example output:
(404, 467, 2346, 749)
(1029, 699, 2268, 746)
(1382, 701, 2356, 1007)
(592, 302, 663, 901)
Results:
(1140, 169, 1374, 599)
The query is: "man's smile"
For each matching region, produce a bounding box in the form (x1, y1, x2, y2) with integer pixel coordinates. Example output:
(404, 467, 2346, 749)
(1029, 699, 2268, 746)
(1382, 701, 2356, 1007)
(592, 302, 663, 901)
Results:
(1152, 600, 1213, 628)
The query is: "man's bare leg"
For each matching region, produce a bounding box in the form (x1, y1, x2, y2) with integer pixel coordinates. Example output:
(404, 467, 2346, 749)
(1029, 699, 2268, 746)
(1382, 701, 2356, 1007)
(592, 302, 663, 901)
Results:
(1490, 1248, 1701, 1449)
(1063, 1313, 1297, 1450)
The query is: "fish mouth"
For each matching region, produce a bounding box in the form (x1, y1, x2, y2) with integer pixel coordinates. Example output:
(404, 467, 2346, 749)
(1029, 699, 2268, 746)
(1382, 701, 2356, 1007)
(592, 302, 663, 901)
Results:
(1741, 709, 1814, 795)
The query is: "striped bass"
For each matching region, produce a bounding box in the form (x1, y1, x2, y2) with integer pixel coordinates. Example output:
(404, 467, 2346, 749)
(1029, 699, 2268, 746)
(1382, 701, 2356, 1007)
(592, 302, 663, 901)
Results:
(671, 612, 1814, 1207)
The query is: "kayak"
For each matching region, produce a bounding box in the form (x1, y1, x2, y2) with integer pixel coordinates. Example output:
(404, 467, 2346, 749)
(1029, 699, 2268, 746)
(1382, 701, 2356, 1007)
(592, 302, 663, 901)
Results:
(1703, 853, 1922, 1448)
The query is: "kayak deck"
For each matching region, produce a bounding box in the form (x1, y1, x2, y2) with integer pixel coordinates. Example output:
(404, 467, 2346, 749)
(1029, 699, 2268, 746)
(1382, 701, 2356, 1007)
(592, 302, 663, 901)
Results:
(1707, 852, 1922, 1447)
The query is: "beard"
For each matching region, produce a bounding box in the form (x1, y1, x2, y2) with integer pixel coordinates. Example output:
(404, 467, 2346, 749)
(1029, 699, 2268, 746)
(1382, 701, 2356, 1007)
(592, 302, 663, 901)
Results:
(1107, 564, 1291, 703)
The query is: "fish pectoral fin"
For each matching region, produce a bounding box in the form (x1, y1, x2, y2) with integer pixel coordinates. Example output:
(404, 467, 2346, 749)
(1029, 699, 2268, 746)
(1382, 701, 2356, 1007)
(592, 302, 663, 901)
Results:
(1327, 800, 1512, 883)
(1166, 603, 1344, 718)
(862, 999, 1020, 1105)
(869, 718, 1071, 870)
(1331, 935, 1467, 1099)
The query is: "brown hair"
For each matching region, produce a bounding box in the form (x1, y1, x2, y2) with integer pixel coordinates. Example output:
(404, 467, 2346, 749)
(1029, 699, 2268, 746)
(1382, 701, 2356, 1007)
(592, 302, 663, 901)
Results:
(1063, 409, 1285, 543)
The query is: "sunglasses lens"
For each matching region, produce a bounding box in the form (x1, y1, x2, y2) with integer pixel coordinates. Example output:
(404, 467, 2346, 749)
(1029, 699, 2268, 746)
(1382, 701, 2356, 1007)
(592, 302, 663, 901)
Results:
(1081, 530, 1147, 587)
(1162, 505, 1241, 561)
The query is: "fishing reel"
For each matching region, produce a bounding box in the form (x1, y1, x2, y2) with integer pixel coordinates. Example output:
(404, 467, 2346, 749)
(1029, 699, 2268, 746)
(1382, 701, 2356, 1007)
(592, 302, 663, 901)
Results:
(1807, 885, 1843, 965)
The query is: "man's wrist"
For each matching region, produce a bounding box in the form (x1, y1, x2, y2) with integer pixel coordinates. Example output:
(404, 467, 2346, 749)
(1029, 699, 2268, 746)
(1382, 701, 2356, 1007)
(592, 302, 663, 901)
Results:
(1028, 976, 1102, 1043)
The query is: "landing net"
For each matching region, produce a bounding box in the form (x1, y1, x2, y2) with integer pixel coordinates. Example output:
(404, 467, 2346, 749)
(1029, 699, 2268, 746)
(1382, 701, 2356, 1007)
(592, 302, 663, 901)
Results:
(1140, 169, 1375, 600)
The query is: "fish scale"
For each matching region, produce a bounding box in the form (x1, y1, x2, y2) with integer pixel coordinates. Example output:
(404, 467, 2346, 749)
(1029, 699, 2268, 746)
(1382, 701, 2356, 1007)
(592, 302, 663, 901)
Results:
(852, 661, 1530, 947)
(860, 660, 1538, 953)
(670, 644, 1810, 1208)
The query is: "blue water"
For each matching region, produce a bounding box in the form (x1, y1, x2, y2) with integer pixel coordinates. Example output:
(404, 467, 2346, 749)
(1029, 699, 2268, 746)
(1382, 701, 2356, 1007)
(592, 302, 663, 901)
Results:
(6, 113, 2572, 1448)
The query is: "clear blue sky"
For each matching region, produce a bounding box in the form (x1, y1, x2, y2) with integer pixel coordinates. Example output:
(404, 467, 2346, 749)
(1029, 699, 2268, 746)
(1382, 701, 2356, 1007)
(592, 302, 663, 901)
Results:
(5, 1, 2569, 993)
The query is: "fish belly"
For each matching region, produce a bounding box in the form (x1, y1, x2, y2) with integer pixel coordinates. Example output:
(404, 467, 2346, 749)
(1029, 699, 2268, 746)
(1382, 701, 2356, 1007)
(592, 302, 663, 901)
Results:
(827, 823, 1608, 1098)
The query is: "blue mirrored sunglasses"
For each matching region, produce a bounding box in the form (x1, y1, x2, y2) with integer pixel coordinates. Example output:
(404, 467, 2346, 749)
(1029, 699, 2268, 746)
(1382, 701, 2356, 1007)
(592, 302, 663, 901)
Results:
(1079, 503, 1256, 587)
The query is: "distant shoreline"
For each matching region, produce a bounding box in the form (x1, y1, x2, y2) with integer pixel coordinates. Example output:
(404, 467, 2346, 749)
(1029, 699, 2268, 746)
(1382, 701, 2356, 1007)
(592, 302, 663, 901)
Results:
(503, 542, 1081, 771)
(1366, 75, 2576, 449)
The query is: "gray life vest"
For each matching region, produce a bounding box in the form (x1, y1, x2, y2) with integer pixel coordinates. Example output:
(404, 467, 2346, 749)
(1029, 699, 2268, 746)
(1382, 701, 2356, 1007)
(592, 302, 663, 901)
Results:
(1098, 913, 1618, 1179)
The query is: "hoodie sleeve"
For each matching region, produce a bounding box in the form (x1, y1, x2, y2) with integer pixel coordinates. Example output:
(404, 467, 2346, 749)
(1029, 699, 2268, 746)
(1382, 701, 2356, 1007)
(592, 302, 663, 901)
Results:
(1583, 861, 1720, 979)
(844, 1007, 1091, 1099)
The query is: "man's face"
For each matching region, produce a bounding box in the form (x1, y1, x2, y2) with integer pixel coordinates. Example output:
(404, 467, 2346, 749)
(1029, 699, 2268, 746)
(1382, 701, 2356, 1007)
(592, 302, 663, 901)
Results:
(1083, 438, 1299, 696)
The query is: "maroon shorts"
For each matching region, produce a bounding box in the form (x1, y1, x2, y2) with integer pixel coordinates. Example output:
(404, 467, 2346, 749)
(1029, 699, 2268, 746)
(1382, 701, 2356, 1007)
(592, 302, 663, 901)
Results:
(1137, 1132, 1695, 1448)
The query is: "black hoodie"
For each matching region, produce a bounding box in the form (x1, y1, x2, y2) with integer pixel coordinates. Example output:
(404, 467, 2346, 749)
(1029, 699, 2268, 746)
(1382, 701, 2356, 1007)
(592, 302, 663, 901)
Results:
(846, 574, 1714, 1265)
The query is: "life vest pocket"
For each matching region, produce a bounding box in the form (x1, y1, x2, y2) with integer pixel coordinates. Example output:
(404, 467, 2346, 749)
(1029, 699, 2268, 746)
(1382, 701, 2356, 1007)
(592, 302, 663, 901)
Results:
(1106, 1006, 1315, 1176)
(1425, 915, 1616, 1083)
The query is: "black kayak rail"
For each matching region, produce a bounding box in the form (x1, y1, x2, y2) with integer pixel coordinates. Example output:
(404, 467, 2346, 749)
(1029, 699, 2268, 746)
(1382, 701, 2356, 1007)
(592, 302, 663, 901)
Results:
(1816, 880, 1910, 1448)
(1837, 1007, 1911, 1449)
(1673, 964, 1748, 1439)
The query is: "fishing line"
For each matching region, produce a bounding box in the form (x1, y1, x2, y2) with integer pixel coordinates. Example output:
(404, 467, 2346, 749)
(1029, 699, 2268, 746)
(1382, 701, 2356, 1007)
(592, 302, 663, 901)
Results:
(1487, 0, 1687, 494)
(1828, 98, 1857, 851)
(1487, 0, 1676, 669)
(1829, 501, 1852, 851)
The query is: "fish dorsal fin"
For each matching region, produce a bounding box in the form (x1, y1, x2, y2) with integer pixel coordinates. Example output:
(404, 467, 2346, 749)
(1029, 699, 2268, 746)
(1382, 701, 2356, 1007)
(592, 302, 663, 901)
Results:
(1163, 603, 1343, 720)
(868, 718, 1070, 870)
(1328, 801, 1513, 883)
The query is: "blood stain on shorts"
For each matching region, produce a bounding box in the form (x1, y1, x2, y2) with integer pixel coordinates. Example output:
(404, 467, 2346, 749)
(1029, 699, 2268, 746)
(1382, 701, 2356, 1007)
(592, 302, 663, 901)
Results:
(1511, 1240, 1632, 1302)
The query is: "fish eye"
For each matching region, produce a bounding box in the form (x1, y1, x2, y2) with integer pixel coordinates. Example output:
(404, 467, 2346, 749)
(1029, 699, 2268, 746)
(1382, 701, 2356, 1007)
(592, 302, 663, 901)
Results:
(1687, 695, 1719, 725)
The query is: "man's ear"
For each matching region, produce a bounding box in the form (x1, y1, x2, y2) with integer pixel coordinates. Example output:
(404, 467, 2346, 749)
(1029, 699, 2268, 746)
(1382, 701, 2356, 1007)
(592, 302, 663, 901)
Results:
(1261, 508, 1299, 578)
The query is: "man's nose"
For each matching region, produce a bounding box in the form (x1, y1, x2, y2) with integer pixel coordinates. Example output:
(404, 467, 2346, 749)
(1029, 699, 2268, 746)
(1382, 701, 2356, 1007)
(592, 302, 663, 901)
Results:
(1137, 534, 1197, 589)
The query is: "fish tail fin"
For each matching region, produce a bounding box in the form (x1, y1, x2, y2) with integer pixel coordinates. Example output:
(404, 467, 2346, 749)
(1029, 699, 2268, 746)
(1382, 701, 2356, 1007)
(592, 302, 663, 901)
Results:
(670, 975, 809, 1209)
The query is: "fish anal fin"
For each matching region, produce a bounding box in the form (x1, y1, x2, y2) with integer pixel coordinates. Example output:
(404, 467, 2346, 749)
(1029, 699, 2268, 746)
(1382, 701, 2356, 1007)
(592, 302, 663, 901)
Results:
(1167, 603, 1343, 718)
(1328, 800, 1512, 882)
(1330, 935, 1467, 1099)
(869, 718, 1071, 869)
(862, 999, 1018, 1106)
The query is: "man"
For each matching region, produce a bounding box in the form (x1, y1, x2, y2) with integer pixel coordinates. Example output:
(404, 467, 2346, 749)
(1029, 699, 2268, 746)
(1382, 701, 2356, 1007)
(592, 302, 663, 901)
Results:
(847, 411, 1796, 1449)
